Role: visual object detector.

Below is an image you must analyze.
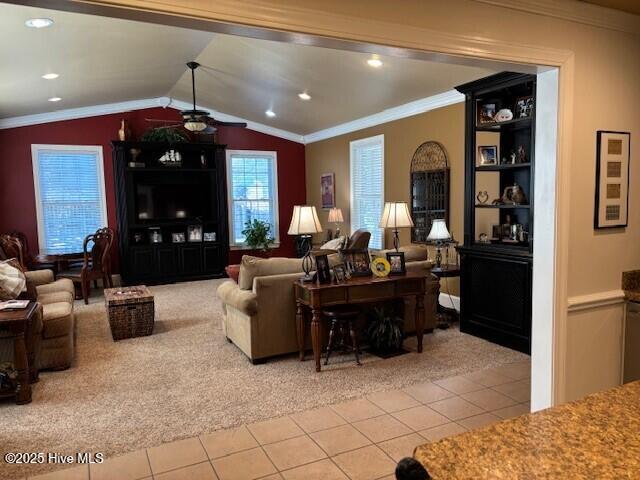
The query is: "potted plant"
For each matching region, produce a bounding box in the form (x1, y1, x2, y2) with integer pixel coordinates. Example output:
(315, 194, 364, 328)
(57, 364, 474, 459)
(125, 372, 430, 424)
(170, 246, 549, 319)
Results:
(366, 304, 405, 357)
(241, 219, 275, 255)
(140, 127, 188, 143)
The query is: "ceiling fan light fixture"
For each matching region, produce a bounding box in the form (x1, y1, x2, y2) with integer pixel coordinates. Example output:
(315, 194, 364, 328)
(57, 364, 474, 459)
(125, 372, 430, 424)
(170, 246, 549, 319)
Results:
(184, 120, 208, 132)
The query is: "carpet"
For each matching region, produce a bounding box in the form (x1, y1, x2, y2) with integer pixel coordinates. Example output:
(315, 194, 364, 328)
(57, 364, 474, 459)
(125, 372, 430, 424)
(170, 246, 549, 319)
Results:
(0, 279, 528, 479)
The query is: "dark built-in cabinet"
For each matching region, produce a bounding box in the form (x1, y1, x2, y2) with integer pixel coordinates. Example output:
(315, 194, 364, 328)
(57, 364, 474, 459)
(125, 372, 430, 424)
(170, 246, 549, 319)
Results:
(455, 72, 536, 354)
(112, 141, 229, 285)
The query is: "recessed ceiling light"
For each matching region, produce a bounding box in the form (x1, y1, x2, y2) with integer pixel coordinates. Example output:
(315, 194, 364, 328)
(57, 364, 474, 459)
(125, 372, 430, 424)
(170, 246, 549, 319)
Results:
(265, 109, 276, 118)
(48, 97, 62, 102)
(367, 56, 383, 68)
(25, 18, 54, 28)
(298, 92, 311, 101)
(42, 73, 59, 80)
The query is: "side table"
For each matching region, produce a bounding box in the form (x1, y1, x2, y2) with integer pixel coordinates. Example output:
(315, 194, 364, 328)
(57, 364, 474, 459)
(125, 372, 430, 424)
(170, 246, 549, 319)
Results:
(431, 265, 460, 329)
(0, 302, 40, 404)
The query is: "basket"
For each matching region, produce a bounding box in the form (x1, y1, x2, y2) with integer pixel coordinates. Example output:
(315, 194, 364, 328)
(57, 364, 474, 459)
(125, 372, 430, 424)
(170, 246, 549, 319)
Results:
(104, 286, 154, 341)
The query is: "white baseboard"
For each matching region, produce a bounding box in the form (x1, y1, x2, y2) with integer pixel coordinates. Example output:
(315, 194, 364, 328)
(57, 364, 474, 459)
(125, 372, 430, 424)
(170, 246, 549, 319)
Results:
(439, 293, 460, 312)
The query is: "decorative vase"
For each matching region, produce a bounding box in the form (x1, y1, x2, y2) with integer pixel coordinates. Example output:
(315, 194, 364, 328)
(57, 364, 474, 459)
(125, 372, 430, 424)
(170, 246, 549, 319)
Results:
(118, 119, 131, 141)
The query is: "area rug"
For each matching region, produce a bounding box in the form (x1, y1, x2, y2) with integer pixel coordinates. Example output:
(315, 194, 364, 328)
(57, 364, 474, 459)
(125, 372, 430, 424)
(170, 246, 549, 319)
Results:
(0, 279, 527, 479)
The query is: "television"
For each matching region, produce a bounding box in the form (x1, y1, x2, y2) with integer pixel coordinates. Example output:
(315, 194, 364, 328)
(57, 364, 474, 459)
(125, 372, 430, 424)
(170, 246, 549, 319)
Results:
(135, 181, 212, 221)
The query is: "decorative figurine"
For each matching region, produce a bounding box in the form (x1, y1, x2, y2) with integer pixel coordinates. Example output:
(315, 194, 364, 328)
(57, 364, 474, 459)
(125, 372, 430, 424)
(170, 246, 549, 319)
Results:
(517, 145, 526, 163)
(510, 151, 517, 164)
(118, 119, 131, 141)
(476, 191, 489, 204)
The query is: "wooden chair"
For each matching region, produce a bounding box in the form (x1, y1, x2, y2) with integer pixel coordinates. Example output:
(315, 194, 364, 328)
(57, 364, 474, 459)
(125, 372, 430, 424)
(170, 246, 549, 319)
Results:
(0, 234, 26, 269)
(58, 228, 114, 304)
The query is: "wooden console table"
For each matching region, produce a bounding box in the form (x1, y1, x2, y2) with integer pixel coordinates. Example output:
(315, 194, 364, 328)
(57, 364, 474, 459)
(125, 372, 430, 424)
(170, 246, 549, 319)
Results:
(0, 302, 39, 404)
(294, 271, 427, 372)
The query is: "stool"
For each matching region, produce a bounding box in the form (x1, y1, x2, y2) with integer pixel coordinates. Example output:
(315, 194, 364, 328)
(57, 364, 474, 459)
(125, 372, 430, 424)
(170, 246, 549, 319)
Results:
(323, 307, 361, 366)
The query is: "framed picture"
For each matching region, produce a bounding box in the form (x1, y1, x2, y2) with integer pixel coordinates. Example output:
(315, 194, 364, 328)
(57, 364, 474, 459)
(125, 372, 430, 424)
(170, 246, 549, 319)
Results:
(203, 232, 217, 242)
(332, 263, 347, 283)
(313, 253, 332, 284)
(478, 146, 498, 166)
(340, 248, 372, 277)
(187, 225, 203, 242)
(172, 232, 185, 243)
(477, 100, 498, 124)
(386, 252, 406, 275)
(320, 173, 335, 209)
(514, 96, 534, 119)
(595, 131, 631, 229)
(148, 227, 162, 244)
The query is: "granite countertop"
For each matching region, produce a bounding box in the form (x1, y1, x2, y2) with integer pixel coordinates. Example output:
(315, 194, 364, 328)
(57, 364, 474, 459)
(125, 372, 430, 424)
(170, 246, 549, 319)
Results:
(622, 270, 640, 302)
(414, 381, 640, 479)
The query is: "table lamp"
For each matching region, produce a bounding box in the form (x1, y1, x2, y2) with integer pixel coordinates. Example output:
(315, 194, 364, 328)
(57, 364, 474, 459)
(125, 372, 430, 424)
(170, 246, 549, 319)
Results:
(379, 202, 414, 252)
(427, 219, 451, 269)
(327, 208, 344, 237)
(288, 205, 323, 282)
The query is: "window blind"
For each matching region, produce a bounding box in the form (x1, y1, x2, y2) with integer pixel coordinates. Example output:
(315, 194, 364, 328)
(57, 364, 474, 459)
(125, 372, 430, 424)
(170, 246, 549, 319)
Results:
(33, 147, 106, 254)
(227, 152, 279, 246)
(350, 135, 384, 249)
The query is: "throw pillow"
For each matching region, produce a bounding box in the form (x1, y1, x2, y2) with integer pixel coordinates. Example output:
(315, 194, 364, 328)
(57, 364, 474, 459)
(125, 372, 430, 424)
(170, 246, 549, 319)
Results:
(320, 235, 347, 251)
(0, 259, 27, 301)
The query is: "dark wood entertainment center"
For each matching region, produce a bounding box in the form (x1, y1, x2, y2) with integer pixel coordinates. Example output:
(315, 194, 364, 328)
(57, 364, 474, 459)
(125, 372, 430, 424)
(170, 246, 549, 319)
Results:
(455, 72, 536, 354)
(112, 141, 229, 285)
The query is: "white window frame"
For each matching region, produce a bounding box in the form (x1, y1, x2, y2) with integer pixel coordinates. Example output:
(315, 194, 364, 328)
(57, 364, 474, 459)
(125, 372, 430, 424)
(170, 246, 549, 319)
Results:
(226, 149, 280, 249)
(31, 144, 108, 255)
(350, 134, 385, 249)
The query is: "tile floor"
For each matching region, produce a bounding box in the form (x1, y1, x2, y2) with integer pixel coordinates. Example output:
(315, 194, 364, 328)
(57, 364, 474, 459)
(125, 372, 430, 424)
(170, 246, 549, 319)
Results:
(28, 360, 530, 480)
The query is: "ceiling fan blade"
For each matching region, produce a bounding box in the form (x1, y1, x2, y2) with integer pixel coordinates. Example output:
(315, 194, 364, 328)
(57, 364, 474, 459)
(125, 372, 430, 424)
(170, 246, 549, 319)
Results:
(210, 120, 247, 128)
(153, 124, 184, 130)
(146, 118, 182, 124)
(196, 125, 217, 135)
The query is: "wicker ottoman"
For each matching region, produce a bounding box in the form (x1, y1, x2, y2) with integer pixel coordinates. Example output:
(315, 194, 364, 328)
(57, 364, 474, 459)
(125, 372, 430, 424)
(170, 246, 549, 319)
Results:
(104, 286, 154, 341)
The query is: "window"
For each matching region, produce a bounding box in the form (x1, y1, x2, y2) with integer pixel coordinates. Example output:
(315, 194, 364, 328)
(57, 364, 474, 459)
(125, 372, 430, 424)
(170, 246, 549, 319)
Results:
(31, 145, 108, 254)
(350, 135, 385, 249)
(226, 150, 279, 247)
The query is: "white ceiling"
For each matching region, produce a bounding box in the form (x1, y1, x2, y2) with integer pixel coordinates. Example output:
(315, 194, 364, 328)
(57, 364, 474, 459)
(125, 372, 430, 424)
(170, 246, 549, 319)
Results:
(0, 3, 495, 137)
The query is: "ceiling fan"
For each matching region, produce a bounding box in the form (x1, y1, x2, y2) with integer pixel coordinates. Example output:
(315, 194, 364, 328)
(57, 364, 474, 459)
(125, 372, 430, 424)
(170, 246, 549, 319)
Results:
(146, 61, 247, 134)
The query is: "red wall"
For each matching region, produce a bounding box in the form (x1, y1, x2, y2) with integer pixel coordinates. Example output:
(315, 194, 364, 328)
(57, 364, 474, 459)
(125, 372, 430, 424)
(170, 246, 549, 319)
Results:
(0, 107, 305, 270)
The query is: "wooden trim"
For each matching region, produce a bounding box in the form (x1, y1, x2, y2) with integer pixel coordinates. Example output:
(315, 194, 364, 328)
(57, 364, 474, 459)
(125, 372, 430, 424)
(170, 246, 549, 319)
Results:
(473, 0, 640, 35)
(567, 290, 626, 313)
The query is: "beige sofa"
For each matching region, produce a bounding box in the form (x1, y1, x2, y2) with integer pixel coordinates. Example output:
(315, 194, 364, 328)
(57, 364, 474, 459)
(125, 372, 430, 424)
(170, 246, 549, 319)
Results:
(24, 270, 76, 370)
(217, 245, 438, 363)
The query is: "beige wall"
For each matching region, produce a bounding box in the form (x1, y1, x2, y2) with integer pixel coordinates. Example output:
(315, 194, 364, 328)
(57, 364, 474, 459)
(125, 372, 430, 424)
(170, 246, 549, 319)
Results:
(305, 103, 465, 295)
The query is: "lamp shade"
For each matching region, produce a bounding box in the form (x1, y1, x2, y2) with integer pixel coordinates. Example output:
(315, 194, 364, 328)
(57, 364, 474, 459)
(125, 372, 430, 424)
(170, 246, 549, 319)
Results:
(287, 205, 323, 235)
(427, 219, 451, 241)
(327, 207, 344, 223)
(379, 202, 414, 229)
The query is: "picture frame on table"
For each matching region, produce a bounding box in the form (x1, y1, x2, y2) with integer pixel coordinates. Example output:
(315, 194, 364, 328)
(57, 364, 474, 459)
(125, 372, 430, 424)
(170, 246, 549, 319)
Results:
(313, 253, 332, 284)
(386, 252, 406, 275)
(594, 131, 631, 229)
(320, 172, 335, 209)
(332, 263, 348, 283)
(172, 232, 185, 243)
(340, 248, 371, 277)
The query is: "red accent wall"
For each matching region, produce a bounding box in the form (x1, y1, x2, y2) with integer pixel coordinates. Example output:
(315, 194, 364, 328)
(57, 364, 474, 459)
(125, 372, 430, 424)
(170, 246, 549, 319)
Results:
(0, 107, 305, 271)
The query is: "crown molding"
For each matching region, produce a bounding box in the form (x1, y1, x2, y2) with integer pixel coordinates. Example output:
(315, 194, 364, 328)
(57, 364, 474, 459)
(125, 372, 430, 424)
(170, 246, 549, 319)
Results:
(472, 0, 640, 35)
(166, 98, 304, 144)
(0, 98, 168, 130)
(0, 96, 305, 144)
(303, 90, 465, 144)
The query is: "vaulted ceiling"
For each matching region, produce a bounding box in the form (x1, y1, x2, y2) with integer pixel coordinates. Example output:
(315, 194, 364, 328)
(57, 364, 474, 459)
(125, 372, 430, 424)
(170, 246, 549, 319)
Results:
(0, 2, 497, 137)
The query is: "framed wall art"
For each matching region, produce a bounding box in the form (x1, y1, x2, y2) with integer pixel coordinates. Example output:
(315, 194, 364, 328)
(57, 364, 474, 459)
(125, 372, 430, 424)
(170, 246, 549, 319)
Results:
(320, 172, 335, 209)
(594, 131, 631, 229)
